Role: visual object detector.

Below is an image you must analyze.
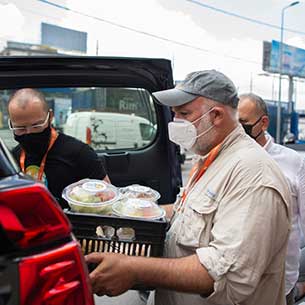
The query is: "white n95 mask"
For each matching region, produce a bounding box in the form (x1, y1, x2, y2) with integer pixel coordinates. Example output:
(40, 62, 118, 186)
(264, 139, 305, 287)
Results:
(168, 108, 214, 151)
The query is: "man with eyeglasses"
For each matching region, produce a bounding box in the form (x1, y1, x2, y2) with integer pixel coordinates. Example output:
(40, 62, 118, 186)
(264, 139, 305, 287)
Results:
(238, 93, 305, 305)
(8, 88, 110, 208)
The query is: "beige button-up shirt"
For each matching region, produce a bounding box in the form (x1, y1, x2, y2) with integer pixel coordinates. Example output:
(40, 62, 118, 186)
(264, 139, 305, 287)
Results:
(155, 125, 291, 305)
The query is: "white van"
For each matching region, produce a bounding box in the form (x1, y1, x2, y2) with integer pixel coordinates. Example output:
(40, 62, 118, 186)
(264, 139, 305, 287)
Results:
(63, 111, 156, 150)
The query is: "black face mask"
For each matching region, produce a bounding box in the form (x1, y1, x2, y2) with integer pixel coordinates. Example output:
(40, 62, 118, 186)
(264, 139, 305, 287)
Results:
(242, 116, 263, 140)
(14, 125, 51, 156)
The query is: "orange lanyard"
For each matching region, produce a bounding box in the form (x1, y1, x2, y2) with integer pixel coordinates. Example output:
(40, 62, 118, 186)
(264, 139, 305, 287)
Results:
(20, 128, 58, 182)
(181, 144, 221, 204)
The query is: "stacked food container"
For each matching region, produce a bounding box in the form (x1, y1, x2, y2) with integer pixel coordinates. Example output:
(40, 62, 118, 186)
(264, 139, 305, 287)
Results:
(63, 178, 168, 287)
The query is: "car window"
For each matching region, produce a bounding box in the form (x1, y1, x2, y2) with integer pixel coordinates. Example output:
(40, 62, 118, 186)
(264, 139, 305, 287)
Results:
(0, 87, 158, 151)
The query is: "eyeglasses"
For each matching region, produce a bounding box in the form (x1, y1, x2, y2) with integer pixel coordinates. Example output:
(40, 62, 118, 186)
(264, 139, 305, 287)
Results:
(8, 112, 50, 135)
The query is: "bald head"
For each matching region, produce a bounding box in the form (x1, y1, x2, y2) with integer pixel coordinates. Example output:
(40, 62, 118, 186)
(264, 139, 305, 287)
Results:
(8, 89, 52, 135)
(8, 88, 49, 114)
(239, 93, 268, 117)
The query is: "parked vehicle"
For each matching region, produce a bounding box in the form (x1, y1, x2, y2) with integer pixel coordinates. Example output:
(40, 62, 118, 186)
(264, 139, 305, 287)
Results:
(0, 56, 183, 305)
(0, 137, 94, 305)
(63, 111, 156, 150)
(0, 56, 182, 203)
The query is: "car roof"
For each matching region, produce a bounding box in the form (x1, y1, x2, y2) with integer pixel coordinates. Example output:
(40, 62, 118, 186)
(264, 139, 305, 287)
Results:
(0, 56, 174, 91)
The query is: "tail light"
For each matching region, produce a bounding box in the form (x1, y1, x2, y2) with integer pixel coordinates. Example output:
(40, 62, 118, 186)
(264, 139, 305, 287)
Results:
(0, 183, 94, 305)
(19, 241, 94, 305)
(0, 183, 71, 249)
(86, 127, 92, 145)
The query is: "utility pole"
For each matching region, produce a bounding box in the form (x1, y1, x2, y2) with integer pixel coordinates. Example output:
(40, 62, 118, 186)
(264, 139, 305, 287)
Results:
(96, 40, 99, 56)
(276, 1, 299, 143)
(250, 73, 253, 93)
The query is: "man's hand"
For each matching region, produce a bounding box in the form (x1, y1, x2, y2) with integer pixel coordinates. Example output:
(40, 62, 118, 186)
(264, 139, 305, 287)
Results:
(85, 252, 136, 296)
(162, 203, 174, 219)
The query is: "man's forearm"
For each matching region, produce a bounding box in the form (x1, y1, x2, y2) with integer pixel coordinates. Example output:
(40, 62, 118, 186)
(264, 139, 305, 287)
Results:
(128, 254, 214, 295)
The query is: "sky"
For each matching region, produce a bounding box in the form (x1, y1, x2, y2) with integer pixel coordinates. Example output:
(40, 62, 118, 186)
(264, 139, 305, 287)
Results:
(0, 0, 305, 108)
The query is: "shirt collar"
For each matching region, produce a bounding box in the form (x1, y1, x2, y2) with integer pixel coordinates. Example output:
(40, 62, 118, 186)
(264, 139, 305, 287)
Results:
(263, 132, 274, 151)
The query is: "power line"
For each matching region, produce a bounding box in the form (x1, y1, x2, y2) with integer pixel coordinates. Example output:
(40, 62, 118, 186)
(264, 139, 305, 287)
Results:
(38, 0, 260, 65)
(187, 0, 305, 36)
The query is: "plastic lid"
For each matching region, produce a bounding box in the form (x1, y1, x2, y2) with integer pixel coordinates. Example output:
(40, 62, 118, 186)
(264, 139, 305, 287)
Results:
(119, 184, 160, 202)
(112, 198, 165, 220)
(62, 179, 119, 206)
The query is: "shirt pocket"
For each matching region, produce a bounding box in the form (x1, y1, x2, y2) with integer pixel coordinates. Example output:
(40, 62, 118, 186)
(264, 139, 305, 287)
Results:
(176, 194, 219, 250)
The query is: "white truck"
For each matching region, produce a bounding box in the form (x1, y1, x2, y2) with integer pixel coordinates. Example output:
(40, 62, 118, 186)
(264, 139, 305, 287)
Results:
(63, 111, 156, 150)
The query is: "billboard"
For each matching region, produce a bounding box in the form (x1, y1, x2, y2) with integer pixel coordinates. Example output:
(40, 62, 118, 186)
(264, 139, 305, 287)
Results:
(263, 40, 305, 78)
(41, 23, 87, 53)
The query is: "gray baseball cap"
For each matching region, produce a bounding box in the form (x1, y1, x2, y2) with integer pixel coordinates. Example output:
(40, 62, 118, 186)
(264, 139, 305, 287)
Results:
(153, 69, 239, 108)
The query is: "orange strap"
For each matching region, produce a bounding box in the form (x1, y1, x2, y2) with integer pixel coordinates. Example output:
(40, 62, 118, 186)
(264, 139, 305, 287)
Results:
(20, 128, 58, 182)
(181, 144, 221, 204)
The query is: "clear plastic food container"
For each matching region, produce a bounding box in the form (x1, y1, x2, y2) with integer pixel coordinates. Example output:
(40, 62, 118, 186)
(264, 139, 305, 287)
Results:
(62, 179, 119, 214)
(112, 198, 165, 220)
(119, 184, 161, 202)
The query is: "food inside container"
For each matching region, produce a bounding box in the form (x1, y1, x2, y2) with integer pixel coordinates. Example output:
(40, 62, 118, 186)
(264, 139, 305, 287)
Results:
(112, 198, 165, 220)
(62, 179, 119, 214)
(119, 184, 160, 202)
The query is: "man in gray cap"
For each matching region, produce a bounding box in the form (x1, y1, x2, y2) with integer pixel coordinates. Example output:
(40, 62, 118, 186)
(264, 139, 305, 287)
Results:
(85, 70, 291, 305)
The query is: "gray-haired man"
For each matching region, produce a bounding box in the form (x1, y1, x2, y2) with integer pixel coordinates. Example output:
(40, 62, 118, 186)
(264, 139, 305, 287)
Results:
(86, 70, 291, 305)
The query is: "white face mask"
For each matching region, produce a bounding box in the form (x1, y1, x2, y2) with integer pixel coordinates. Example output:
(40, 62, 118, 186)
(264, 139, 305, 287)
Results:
(168, 108, 214, 151)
